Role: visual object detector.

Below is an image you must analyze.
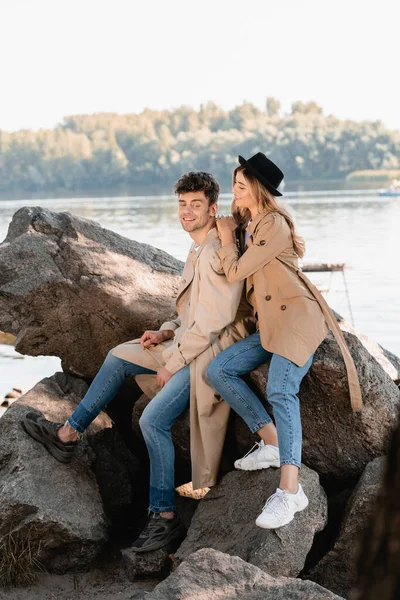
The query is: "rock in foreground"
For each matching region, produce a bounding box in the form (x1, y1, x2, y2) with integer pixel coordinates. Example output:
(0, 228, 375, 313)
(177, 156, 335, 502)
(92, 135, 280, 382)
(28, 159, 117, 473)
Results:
(309, 456, 386, 598)
(0, 373, 110, 572)
(146, 548, 344, 599)
(177, 467, 327, 578)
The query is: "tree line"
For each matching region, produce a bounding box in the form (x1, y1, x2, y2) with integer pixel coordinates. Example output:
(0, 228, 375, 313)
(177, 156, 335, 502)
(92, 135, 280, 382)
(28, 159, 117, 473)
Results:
(0, 98, 399, 193)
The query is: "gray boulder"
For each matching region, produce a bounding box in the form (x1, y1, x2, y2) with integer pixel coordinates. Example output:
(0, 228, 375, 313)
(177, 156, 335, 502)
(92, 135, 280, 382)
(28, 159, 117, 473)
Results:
(0, 207, 182, 378)
(0, 371, 144, 572)
(146, 548, 345, 599)
(0, 374, 108, 572)
(176, 466, 327, 578)
(308, 456, 386, 598)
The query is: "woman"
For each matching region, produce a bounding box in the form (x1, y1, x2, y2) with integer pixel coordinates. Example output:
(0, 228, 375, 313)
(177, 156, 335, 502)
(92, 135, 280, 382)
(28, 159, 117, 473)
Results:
(206, 152, 362, 530)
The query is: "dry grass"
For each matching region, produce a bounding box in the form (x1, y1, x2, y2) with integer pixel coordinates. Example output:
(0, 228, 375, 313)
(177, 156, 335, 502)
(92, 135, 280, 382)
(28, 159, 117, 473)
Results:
(0, 529, 45, 588)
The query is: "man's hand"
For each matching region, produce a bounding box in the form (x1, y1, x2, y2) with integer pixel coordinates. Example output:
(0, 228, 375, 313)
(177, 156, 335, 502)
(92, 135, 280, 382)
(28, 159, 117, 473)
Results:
(157, 367, 173, 388)
(140, 329, 174, 350)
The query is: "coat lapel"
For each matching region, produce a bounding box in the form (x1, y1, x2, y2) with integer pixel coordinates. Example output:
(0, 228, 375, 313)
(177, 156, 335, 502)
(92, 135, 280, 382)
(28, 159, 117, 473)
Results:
(175, 228, 219, 302)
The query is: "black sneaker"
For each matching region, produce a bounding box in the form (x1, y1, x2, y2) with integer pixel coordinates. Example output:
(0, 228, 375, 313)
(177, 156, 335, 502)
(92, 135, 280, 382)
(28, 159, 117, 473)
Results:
(21, 412, 77, 463)
(130, 513, 186, 553)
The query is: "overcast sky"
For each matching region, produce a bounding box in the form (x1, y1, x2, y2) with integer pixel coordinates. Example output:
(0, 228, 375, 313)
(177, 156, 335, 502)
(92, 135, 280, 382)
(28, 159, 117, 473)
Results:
(1, 0, 399, 132)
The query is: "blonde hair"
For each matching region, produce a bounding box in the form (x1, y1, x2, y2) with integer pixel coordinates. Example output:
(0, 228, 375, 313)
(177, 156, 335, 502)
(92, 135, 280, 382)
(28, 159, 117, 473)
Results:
(232, 166, 305, 258)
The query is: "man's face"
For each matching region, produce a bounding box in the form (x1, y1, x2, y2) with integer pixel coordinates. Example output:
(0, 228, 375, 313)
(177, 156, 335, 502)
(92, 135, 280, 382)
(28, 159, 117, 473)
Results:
(178, 191, 217, 233)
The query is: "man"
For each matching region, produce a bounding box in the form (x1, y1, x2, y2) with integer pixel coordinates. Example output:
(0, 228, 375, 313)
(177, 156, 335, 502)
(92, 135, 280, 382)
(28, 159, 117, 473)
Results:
(22, 171, 253, 553)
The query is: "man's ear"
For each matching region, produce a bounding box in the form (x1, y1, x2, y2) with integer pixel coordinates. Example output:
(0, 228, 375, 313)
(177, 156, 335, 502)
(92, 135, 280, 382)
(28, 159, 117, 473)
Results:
(210, 203, 217, 217)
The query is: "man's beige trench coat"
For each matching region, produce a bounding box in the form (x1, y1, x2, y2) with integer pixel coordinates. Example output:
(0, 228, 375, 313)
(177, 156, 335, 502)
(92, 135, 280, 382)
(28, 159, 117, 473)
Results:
(218, 211, 362, 412)
(113, 228, 254, 489)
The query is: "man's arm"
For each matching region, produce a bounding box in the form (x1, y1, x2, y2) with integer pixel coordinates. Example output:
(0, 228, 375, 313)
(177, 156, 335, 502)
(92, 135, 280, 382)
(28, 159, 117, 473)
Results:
(159, 318, 181, 332)
(163, 253, 243, 375)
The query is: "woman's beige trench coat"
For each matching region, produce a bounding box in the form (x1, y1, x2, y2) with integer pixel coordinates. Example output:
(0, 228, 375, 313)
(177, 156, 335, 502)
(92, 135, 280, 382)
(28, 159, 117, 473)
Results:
(218, 211, 362, 412)
(113, 228, 254, 489)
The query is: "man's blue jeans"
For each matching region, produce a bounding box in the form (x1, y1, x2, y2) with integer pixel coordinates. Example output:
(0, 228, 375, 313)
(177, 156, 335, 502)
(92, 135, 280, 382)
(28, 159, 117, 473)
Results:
(206, 332, 313, 468)
(68, 350, 190, 512)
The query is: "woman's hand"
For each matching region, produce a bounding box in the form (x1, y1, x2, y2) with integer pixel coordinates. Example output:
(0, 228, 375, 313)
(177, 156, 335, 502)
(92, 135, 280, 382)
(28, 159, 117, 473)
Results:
(216, 216, 237, 247)
(216, 216, 237, 234)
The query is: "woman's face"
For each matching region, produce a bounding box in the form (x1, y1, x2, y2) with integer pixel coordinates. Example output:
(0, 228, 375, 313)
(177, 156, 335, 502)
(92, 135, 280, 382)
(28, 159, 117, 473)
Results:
(232, 170, 258, 214)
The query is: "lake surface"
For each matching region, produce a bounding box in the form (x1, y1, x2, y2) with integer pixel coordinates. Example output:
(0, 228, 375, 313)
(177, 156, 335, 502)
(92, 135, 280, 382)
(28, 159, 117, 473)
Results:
(0, 189, 399, 400)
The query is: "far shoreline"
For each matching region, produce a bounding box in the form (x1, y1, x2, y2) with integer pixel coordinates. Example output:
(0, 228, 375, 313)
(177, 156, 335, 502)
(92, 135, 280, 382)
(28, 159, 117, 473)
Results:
(0, 178, 387, 202)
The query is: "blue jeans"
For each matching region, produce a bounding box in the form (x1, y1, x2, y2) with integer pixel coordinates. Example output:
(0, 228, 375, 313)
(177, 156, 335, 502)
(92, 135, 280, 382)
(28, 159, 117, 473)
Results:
(139, 365, 190, 512)
(206, 332, 313, 469)
(68, 350, 190, 513)
(68, 351, 156, 432)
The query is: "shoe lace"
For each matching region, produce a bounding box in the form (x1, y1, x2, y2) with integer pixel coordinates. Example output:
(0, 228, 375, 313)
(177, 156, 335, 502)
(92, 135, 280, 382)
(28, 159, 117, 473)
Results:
(263, 490, 289, 520)
(242, 440, 264, 460)
(138, 515, 161, 539)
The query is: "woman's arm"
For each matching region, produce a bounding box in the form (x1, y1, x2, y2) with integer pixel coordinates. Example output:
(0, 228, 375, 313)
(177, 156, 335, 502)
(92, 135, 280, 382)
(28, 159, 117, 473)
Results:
(217, 213, 291, 282)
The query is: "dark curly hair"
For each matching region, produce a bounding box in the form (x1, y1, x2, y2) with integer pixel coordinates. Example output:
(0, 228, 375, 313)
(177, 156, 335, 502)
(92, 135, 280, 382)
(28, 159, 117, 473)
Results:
(174, 171, 220, 206)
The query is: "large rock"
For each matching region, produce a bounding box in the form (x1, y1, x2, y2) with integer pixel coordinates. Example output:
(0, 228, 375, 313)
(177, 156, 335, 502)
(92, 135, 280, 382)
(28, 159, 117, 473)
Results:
(0, 372, 144, 572)
(0, 207, 182, 378)
(308, 456, 386, 598)
(176, 466, 327, 578)
(146, 548, 345, 599)
(0, 375, 108, 572)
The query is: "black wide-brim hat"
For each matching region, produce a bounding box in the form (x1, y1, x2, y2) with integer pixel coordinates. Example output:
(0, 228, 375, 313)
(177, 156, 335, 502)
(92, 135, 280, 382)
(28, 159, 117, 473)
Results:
(238, 152, 284, 197)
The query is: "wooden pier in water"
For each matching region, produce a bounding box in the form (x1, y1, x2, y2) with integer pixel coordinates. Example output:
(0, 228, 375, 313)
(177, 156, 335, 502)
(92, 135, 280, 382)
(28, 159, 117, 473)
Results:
(302, 263, 354, 326)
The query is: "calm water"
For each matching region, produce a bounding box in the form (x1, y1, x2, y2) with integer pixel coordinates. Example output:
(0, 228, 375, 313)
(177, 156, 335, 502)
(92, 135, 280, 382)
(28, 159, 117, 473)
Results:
(0, 189, 399, 399)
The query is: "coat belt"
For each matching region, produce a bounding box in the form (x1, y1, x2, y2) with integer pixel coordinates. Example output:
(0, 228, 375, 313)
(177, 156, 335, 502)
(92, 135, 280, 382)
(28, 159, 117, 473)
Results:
(297, 269, 362, 411)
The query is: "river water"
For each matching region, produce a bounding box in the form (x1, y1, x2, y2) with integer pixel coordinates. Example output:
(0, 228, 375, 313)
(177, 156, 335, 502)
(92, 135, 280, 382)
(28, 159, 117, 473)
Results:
(0, 189, 399, 401)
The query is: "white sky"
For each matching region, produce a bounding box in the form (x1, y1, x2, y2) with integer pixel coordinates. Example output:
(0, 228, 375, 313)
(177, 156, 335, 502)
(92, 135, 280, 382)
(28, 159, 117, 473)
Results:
(1, 0, 399, 132)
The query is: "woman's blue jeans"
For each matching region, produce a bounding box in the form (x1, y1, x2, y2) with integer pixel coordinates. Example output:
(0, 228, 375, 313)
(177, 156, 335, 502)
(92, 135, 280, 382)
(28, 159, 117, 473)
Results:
(68, 350, 190, 512)
(206, 332, 313, 469)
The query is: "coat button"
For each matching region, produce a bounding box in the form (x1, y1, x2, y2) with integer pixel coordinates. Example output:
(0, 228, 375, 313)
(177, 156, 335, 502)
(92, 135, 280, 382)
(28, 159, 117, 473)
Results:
(259, 240, 266, 245)
(281, 305, 287, 311)
(265, 295, 271, 301)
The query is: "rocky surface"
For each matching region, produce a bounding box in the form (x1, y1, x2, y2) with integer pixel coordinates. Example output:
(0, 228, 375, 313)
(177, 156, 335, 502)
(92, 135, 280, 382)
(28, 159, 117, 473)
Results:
(308, 456, 386, 598)
(0, 207, 182, 378)
(0, 379, 107, 572)
(121, 547, 172, 582)
(0, 561, 158, 600)
(177, 466, 327, 578)
(0, 372, 143, 572)
(146, 548, 345, 599)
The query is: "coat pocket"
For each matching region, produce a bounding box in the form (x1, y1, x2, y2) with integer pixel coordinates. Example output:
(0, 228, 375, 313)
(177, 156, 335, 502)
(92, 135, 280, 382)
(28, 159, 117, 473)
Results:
(278, 282, 316, 300)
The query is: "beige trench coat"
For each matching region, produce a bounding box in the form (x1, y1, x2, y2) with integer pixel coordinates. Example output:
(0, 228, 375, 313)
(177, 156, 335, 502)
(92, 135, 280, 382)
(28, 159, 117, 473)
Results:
(112, 228, 254, 489)
(218, 211, 362, 412)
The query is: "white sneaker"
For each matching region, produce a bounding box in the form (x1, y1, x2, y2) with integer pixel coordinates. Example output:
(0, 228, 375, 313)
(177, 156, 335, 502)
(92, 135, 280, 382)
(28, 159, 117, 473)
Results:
(234, 441, 280, 470)
(255, 484, 309, 529)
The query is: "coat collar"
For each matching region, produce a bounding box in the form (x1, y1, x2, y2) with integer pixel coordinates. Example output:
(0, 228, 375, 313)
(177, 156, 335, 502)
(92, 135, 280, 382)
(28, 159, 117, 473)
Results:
(189, 226, 218, 258)
(177, 227, 218, 300)
(246, 211, 273, 236)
